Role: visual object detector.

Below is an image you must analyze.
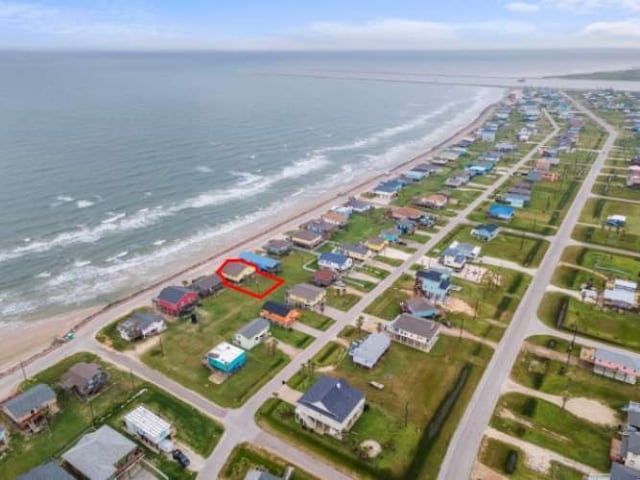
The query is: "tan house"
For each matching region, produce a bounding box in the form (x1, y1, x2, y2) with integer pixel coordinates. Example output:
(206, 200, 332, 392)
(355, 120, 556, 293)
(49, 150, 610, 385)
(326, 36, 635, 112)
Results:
(415, 193, 448, 209)
(321, 211, 349, 227)
(290, 230, 323, 249)
(2, 384, 58, 431)
(286, 283, 326, 309)
(391, 206, 425, 221)
(221, 262, 255, 283)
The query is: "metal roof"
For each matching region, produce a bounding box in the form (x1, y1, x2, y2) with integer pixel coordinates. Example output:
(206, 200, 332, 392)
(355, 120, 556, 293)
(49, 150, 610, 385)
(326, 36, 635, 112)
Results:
(17, 462, 75, 480)
(237, 318, 270, 339)
(297, 376, 364, 423)
(239, 251, 280, 269)
(3, 384, 56, 419)
(261, 300, 293, 317)
(244, 469, 283, 480)
(289, 283, 325, 301)
(350, 333, 391, 368)
(156, 286, 195, 305)
(595, 348, 640, 372)
(389, 314, 440, 341)
(124, 406, 171, 441)
(206, 342, 245, 365)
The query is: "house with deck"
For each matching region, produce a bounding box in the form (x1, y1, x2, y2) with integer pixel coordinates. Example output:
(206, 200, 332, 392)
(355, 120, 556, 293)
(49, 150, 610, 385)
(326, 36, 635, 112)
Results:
(154, 286, 198, 316)
(60, 362, 109, 399)
(2, 384, 58, 431)
(366, 237, 387, 253)
(580, 347, 640, 385)
(221, 262, 255, 284)
(17, 462, 75, 480)
(487, 203, 515, 221)
(239, 251, 281, 273)
(318, 252, 353, 272)
(471, 224, 499, 241)
(117, 311, 166, 342)
(387, 313, 440, 352)
(321, 211, 349, 227)
(416, 268, 452, 302)
(345, 197, 372, 213)
(604, 279, 638, 311)
(349, 333, 391, 369)
(372, 180, 402, 199)
(295, 377, 365, 439)
(261, 301, 300, 327)
(263, 239, 293, 256)
(286, 283, 326, 310)
(415, 193, 448, 209)
(124, 406, 175, 452)
(340, 243, 369, 262)
(190, 274, 223, 297)
(311, 268, 337, 287)
(290, 230, 323, 249)
(401, 296, 439, 318)
(302, 219, 338, 238)
(234, 318, 270, 350)
(205, 342, 247, 374)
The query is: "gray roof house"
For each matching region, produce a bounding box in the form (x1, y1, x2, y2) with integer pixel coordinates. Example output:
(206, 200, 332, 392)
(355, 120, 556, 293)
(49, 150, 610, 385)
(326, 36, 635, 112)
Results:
(295, 376, 365, 439)
(349, 333, 391, 369)
(387, 313, 441, 352)
(63, 425, 141, 480)
(60, 362, 109, 398)
(234, 318, 270, 351)
(245, 470, 283, 480)
(190, 274, 223, 297)
(2, 384, 58, 429)
(117, 311, 166, 342)
(17, 462, 75, 480)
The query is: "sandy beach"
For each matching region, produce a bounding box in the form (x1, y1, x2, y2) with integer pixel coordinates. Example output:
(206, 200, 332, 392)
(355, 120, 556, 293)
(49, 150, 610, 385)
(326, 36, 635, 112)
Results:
(0, 91, 508, 376)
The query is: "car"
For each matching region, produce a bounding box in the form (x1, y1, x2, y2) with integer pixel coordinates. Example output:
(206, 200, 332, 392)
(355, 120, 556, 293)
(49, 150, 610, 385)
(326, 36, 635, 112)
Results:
(395, 240, 408, 246)
(172, 449, 190, 468)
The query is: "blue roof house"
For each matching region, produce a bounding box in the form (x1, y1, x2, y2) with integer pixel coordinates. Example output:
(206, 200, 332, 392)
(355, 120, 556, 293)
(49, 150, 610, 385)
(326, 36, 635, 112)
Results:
(526, 171, 542, 183)
(466, 162, 493, 176)
(239, 251, 281, 272)
(318, 252, 353, 272)
(395, 219, 415, 234)
(404, 169, 428, 181)
(487, 204, 515, 221)
(471, 224, 499, 241)
(372, 181, 401, 198)
(502, 193, 528, 208)
(205, 342, 247, 374)
(380, 229, 401, 243)
(416, 269, 452, 302)
(480, 128, 496, 142)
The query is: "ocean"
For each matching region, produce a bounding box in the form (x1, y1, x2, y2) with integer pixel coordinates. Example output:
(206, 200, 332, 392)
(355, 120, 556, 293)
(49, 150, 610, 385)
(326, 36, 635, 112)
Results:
(0, 50, 638, 323)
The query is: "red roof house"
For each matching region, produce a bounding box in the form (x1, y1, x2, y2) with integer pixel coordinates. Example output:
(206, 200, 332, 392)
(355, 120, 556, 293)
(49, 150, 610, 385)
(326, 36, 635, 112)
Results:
(154, 286, 199, 316)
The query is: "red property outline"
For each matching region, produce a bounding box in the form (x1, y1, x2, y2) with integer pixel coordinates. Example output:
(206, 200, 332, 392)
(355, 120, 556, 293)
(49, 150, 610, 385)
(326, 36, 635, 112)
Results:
(215, 258, 285, 299)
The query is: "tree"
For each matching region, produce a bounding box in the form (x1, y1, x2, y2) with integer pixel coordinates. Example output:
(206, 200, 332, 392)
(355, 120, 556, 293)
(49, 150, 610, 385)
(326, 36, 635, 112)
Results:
(356, 316, 364, 333)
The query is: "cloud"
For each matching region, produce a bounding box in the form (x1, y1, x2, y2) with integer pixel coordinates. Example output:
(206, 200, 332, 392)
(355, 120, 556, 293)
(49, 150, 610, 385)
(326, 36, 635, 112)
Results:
(505, 2, 541, 12)
(581, 18, 640, 38)
(541, 0, 640, 12)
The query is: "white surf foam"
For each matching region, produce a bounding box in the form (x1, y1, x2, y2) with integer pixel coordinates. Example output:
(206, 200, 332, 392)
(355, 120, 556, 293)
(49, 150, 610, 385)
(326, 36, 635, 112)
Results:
(195, 165, 213, 173)
(76, 200, 95, 209)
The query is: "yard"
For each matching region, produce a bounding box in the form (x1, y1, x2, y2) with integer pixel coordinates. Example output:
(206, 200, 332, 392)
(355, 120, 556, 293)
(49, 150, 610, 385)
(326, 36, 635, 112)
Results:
(95, 307, 158, 351)
(326, 289, 361, 312)
(261, 336, 493, 480)
(561, 246, 640, 279)
(297, 310, 335, 331)
(331, 208, 395, 245)
(0, 352, 223, 480)
(593, 177, 640, 201)
(221, 443, 319, 480)
(467, 201, 557, 236)
(364, 273, 414, 320)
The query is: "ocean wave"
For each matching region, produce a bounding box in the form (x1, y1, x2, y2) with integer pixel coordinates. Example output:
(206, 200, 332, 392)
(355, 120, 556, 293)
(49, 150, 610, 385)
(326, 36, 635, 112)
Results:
(73, 260, 92, 268)
(50, 195, 75, 208)
(35, 272, 51, 279)
(195, 165, 213, 173)
(105, 251, 129, 263)
(76, 200, 95, 209)
(153, 239, 166, 246)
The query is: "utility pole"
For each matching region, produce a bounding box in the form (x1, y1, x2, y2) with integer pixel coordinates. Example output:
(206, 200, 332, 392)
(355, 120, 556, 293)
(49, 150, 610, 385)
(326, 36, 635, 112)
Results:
(459, 315, 465, 342)
(474, 298, 479, 322)
(404, 401, 409, 428)
(159, 333, 165, 357)
(566, 323, 578, 368)
(20, 361, 27, 382)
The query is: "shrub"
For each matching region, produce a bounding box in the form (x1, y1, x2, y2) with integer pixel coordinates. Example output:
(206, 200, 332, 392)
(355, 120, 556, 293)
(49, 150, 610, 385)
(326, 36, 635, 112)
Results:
(593, 198, 605, 219)
(505, 450, 518, 474)
(522, 398, 537, 418)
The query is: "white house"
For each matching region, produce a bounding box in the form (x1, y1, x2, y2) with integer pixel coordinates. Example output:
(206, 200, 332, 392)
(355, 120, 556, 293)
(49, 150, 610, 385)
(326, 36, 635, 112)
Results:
(318, 252, 353, 272)
(234, 318, 270, 350)
(386, 313, 440, 352)
(117, 311, 166, 342)
(295, 376, 365, 439)
(124, 406, 174, 452)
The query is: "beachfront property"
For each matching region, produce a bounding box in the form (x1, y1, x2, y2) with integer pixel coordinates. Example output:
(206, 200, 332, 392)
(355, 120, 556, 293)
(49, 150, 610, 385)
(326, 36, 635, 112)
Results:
(311, 268, 337, 287)
(290, 230, 323, 249)
(318, 252, 353, 272)
(414, 193, 448, 209)
(471, 224, 499, 242)
(124, 405, 175, 452)
(603, 279, 638, 311)
(487, 203, 515, 221)
(444, 173, 471, 188)
(386, 313, 441, 352)
(221, 262, 256, 283)
(365, 236, 388, 253)
(301, 219, 339, 237)
(580, 347, 640, 385)
(286, 283, 326, 310)
(153, 286, 199, 316)
(372, 180, 403, 199)
(239, 251, 281, 273)
(263, 239, 293, 256)
(117, 310, 167, 342)
(62, 425, 143, 480)
(2, 384, 58, 432)
(416, 268, 452, 303)
(401, 296, 439, 318)
(349, 333, 391, 369)
(17, 462, 75, 480)
(205, 342, 247, 374)
(321, 211, 349, 227)
(234, 318, 270, 350)
(60, 362, 109, 399)
(607, 214, 627, 228)
(295, 376, 365, 439)
(190, 273, 223, 297)
(339, 243, 369, 262)
(345, 197, 372, 213)
(479, 126, 497, 142)
(260, 301, 300, 328)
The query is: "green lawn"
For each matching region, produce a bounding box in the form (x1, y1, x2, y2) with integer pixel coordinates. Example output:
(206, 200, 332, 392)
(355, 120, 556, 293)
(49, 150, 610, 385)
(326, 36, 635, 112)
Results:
(95, 307, 158, 351)
(221, 443, 319, 480)
(374, 255, 404, 267)
(342, 276, 377, 292)
(561, 246, 640, 279)
(364, 274, 414, 320)
(491, 393, 612, 471)
(1, 352, 223, 480)
(263, 336, 492, 480)
(311, 341, 347, 367)
(326, 289, 361, 312)
(270, 326, 315, 348)
(550, 265, 605, 290)
(354, 264, 390, 279)
(538, 292, 640, 352)
(593, 177, 640, 201)
(297, 310, 335, 331)
(573, 224, 640, 252)
(580, 197, 640, 233)
(331, 209, 395, 244)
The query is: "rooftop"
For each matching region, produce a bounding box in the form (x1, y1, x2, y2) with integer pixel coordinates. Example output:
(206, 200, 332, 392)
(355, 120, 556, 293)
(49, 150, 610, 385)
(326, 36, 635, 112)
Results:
(124, 406, 171, 440)
(3, 384, 56, 419)
(389, 313, 440, 340)
(237, 318, 270, 339)
(298, 376, 364, 423)
(206, 342, 246, 365)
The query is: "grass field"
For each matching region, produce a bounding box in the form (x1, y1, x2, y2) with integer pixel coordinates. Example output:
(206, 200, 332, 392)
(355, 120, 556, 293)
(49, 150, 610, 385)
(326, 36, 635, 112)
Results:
(364, 273, 414, 320)
(467, 201, 557, 236)
(573, 224, 640, 252)
(374, 255, 404, 267)
(579, 197, 640, 234)
(326, 289, 361, 312)
(561, 246, 640, 279)
(331, 209, 395, 245)
(593, 177, 640, 201)
(221, 443, 319, 480)
(297, 310, 335, 331)
(1, 352, 223, 480)
(271, 326, 315, 348)
(262, 336, 492, 480)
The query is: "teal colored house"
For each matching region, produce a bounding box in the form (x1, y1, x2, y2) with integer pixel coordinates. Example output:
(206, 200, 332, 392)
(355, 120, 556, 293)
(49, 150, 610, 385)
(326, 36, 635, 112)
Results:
(471, 224, 499, 241)
(381, 229, 401, 243)
(487, 204, 515, 221)
(205, 342, 246, 374)
(416, 269, 452, 302)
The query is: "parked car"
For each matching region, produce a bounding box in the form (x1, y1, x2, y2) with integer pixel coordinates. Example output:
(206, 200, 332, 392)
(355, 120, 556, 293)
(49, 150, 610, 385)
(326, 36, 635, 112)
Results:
(173, 449, 190, 468)
(395, 240, 408, 246)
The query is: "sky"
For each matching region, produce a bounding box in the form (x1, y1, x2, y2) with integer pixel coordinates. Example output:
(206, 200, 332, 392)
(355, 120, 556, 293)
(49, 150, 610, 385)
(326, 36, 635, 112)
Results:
(1, 0, 640, 50)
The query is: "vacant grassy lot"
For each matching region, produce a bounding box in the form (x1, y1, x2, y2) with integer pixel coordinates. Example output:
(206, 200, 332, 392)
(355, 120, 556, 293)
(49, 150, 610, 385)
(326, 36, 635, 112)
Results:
(561, 246, 640, 279)
(263, 336, 492, 480)
(577, 121, 607, 150)
(364, 273, 414, 320)
(354, 264, 390, 279)
(1, 352, 223, 480)
(326, 289, 361, 312)
(374, 255, 404, 267)
(580, 197, 640, 233)
(539, 292, 640, 352)
(573, 224, 640, 252)
(271, 326, 315, 348)
(221, 443, 319, 480)
(467, 200, 556, 236)
(332, 209, 395, 245)
(491, 393, 612, 471)
(311, 341, 347, 367)
(430, 224, 549, 267)
(297, 310, 335, 331)
(593, 177, 640, 201)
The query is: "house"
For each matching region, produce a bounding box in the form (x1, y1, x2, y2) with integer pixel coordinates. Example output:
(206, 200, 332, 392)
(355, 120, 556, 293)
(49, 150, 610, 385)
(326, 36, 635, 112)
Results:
(480, 128, 496, 142)
(391, 206, 425, 221)
(205, 342, 247, 374)
(607, 215, 627, 228)
(286, 283, 326, 309)
(395, 218, 415, 234)
(401, 296, 439, 318)
(537, 170, 559, 182)
(234, 318, 270, 350)
(580, 347, 640, 385)
(260, 301, 300, 327)
(62, 425, 142, 480)
(372, 181, 401, 198)
(349, 333, 391, 369)
(603, 279, 638, 311)
(311, 268, 337, 287)
(345, 197, 372, 213)
(290, 230, 323, 249)
(2, 384, 58, 431)
(124, 406, 174, 451)
(318, 252, 353, 272)
(404, 169, 428, 181)
(501, 193, 529, 208)
(340, 243, 369, 262)
(387, 313, 441, 352)
(380, 229, 401, 243)
(471, 224, 499, 241)
(17, 462, 75, 480)
(495, 142, 517, 152)
(190, 274, 223, 297)
(526, 171, 542, 183)
(535, 159, 552, 171)
(487, 204, 515, 221)
(245, 470, 283, 480)
(60, 362, 109, 399)
(332, 205, 352, 217)
(301, 219, 338, 237)
(466, 161, 493, 176)
(117, 311, 166, 342)
(295, 376, 365, 439)
(440, 248, 468, 271)
(263, 239, 293, 256)
(448, 241, 481, 260)
(221, 262, 255, 283)
(415, 193, 448, 209)
(416, 268, 451, 302)
(154, 286, 198, 316)
(444, 174, 470, 188)
(239, 251, 281, 273)
(365, 236, 387, 253)
(321, 211, 349, 227)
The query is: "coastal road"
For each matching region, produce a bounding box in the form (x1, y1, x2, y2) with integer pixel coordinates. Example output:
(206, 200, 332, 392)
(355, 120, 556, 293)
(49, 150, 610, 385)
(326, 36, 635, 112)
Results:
(438, 94, 618, 480)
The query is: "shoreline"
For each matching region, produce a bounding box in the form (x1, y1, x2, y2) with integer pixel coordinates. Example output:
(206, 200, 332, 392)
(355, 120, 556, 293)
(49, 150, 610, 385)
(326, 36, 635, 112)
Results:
(0, 90, 507, 377)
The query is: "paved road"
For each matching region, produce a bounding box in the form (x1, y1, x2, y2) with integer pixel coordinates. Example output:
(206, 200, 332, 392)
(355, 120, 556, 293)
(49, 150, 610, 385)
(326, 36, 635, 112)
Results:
(438, 94, 618, 480)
